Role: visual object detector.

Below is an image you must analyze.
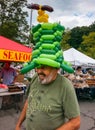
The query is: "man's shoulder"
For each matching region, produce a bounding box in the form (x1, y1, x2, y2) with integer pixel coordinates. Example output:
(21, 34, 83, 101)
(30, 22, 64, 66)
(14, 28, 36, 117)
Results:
(58, 74, 73, 87)
(30, 73, 38, 82)
(32, 73, 38, 78)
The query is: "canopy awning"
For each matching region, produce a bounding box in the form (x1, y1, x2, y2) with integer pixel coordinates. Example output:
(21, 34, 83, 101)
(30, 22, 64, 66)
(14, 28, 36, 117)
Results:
(63, 48, 95, 67)
(0, 36, 32, 62)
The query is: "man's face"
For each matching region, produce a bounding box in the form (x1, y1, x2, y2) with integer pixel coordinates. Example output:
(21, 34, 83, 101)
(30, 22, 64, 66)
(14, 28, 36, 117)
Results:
(35, 65, 58, 84)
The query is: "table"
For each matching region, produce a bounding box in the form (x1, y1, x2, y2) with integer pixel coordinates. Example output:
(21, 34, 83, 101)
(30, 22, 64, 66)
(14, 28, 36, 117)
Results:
(0, 90, 24, 112)
(0, 90, 24, 96)
(75, 87, 95, 100)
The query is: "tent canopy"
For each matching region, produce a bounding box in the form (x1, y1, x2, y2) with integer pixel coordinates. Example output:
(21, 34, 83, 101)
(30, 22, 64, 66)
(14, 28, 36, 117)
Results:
(0, 36, 32, 62)
(63, 48, 95, 67)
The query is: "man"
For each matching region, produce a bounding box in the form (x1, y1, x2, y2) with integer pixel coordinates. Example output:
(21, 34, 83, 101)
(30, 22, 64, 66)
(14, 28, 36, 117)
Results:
(15, 65, 80, 130)
(0, 62, 17, 107)
(0, 62, 17, 85)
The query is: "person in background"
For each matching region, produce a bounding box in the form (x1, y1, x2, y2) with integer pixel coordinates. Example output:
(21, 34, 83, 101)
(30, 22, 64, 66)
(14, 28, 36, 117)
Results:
(75, 66, 83, 76)
(15, 65, 80, 130)
(0, 62, 18, 108)
(0, 62, 17, 85)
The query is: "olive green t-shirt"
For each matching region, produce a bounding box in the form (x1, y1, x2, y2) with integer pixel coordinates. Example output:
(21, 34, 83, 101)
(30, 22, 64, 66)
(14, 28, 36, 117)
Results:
(26, 73, 80, 130)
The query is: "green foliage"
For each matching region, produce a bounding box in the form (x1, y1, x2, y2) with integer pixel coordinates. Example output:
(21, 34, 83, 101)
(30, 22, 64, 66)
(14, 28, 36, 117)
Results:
(0, 22, 18, 40)
(61, 30, 71, 51)
(89, 21, 95, 32)
(0, 0, 29, 44)
(79, 32, 95, 58)
(68, 26, 89, 49)
(61, 21, 95, 59)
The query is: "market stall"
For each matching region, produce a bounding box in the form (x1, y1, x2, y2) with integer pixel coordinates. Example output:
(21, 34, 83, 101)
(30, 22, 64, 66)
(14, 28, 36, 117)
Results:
(0, 84, 25, 112)
(0, 36, 32, 109)
(74, 78, 95, 100)
(63, 48, 95, 100)
(65, 73, 95, 100)
(63, 48, 95, 67)
(0, 36, 32, 62)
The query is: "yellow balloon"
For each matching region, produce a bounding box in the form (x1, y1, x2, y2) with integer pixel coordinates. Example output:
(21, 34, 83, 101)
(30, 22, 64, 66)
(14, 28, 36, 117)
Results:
(37, 9, 49, 23)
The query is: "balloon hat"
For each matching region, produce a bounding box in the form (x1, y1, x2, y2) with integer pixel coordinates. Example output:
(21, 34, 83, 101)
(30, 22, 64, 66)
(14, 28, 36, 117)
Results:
(21, 4, 74, 74)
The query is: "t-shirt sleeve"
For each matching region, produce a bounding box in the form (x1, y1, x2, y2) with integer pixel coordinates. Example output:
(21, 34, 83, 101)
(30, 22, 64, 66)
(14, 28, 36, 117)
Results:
(62, 78, 80, 119)
(26, 73, 37, 97)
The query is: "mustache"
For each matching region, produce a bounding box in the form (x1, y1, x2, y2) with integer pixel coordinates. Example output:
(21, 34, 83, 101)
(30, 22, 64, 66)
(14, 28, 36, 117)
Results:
(38, 73, 46, 76)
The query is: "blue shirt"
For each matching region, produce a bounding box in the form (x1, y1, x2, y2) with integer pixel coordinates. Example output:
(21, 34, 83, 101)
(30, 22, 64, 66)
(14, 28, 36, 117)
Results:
(0, 68, 17, 85)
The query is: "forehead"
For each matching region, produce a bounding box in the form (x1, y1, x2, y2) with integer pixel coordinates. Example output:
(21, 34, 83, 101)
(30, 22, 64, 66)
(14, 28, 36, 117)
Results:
(36, 65, 59, 74)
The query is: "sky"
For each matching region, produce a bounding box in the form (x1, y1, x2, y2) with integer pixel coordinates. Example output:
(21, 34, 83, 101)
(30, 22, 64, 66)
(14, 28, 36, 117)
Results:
(26, 0, 95, 29)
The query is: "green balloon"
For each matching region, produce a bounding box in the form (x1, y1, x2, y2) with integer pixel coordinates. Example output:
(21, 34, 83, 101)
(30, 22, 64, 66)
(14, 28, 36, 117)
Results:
(21, 62, 37, 74)
(41, 23, 54, 30)
(61, 63, 74, 73)
(32, 24, 41, 33)
(39, 54, 57, 60)
(41, 35, 55, 40)
(41, 30, 54, 35)
(41, 49, 56, 54)
(35, 58, 60, 68)
(41, 44, 55, 49)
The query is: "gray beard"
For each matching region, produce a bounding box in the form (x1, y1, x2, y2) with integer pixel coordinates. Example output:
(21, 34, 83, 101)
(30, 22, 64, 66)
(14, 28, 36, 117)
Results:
(38, 71, 56, 84)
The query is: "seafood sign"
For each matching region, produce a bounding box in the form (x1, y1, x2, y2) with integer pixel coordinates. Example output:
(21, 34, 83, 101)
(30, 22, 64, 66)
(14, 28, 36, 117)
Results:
(0, 49, 31, 62)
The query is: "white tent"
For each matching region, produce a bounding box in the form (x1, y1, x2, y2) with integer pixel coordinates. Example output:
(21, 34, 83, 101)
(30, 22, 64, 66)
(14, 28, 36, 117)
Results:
(63, 48, 95, 67)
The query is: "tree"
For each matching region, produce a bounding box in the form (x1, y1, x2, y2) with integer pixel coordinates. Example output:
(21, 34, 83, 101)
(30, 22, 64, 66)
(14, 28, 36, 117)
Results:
(79, 32, 95, 58)
(61, 30, 71, 51)
(88, 21, 95, 32)
(68, 26, 90, 49)
(0, 0, 29, 44)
